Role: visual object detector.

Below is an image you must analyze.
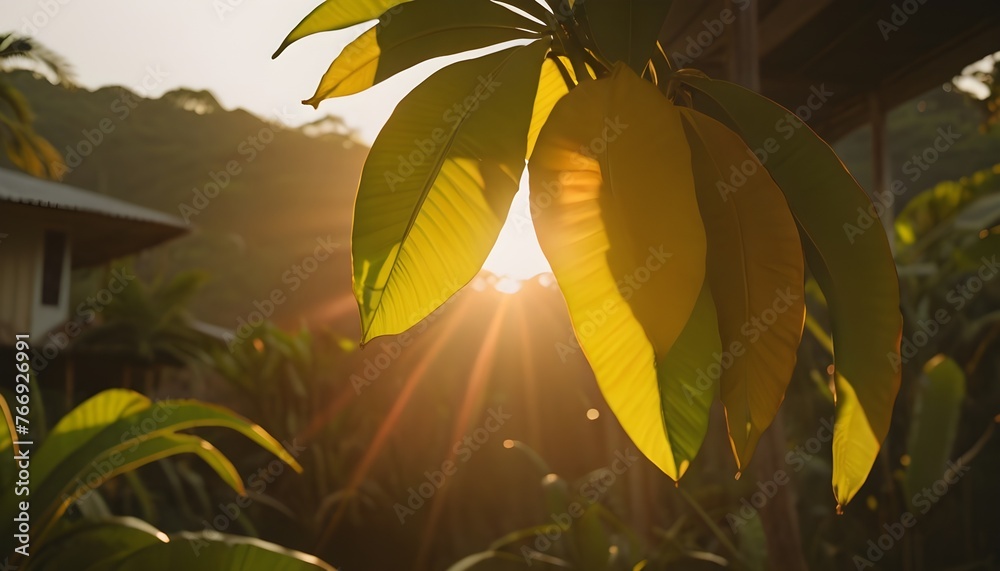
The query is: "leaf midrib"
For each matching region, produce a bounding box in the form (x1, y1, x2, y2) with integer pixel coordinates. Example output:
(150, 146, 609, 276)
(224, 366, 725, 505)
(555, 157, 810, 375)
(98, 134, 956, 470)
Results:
(372, 43, 540, 327)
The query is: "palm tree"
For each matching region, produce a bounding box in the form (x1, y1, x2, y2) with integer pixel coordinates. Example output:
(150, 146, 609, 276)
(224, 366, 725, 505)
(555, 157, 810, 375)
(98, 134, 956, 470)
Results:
(72, 270, 218, 393)
(0, 32, 74, 179)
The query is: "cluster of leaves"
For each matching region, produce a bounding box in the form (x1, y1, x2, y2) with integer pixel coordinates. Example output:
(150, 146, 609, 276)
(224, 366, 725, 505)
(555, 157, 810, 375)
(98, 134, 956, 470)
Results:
(0, 33, 68, 179)
(0, 389, 333, 569)
(275, 0, 901, 509)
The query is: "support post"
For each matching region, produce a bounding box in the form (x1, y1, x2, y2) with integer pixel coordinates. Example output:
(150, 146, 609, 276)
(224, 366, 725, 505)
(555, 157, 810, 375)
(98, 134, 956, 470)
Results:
(727, 2, 809, 570)
(870, 92, 896, 253)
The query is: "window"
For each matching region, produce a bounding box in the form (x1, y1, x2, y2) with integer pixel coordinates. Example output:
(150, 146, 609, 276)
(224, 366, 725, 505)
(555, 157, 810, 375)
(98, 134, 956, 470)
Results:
(41, 231, 66, 306)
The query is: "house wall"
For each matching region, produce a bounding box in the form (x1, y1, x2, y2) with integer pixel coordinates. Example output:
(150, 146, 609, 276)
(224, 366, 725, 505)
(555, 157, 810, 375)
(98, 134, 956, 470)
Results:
(0, 212, 72, 342)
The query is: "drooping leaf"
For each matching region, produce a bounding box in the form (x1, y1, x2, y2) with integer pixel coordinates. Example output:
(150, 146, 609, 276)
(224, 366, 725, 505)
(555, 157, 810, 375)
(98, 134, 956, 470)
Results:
(526, 57, 573, 158)
(680, 76, 902, 507)
(8, 389, 302, 544)
(658, 286, 723, 474)
(304, 0, 546, 105)
(354, 41, 550, 342)
(39, 520, 336, 571)
(117, 532, 336, 570)
(585, 0, 673, 72)
(273, 0, 412, 58)
(31, 517, 166, 571)
(904, 355, 965, 509)
(529, 63, 708, 479)
(681, 108, 805, 472)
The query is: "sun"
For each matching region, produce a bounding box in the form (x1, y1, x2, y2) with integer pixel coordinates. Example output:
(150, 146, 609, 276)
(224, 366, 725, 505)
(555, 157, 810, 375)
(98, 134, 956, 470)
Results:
(481, 172, 552, 288)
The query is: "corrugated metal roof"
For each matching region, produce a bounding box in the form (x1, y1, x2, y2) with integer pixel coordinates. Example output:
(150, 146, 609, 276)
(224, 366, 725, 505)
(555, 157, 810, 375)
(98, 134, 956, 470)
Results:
(0, 167, 185, 228)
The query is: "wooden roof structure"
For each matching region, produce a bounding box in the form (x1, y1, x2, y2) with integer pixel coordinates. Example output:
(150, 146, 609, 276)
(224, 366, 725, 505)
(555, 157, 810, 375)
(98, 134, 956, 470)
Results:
(660, 0, 1000, 141)
(0, 167, 187, 267)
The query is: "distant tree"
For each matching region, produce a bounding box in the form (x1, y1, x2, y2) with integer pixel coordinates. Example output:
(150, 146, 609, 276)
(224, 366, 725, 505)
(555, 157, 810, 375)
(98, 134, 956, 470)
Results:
(954, 51, 1000, 132)
(0, 32, 73, 178)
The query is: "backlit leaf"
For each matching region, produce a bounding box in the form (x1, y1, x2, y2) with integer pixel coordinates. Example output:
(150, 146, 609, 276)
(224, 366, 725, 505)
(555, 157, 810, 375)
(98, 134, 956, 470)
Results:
(274, 0, 412, 58)
(353, 41, 549, 342)
(681, 108, 805, 472)
(304, 0, 546, 105)
(586, 0, 673, 72)
(678, 76, 902, 506)
(904, 355, 965, 509)
(529, 64, 708, 479)
(526, 56, 573, 158)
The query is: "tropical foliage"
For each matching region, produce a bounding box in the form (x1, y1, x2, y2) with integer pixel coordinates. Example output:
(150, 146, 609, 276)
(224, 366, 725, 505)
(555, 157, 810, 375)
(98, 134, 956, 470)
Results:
(276, 0, 902, 508)
(0, 389, 333, 569)
(0, 32, 68, 178)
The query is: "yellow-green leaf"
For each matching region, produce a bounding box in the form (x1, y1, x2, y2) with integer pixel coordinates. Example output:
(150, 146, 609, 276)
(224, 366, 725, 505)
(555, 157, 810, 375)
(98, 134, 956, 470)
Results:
(680, 76, 902, 507)
(586, 0, 673, 72)
(273, 0, 412, 58)
(526, 56, 573, 158)
(681, 108, 805, 472)
(354, 41, 550, 342)
(659, 286, 723, 474)
(904, 355, 965, 509)
(304, 0, 546, 105)
(529, 64, 708, 479)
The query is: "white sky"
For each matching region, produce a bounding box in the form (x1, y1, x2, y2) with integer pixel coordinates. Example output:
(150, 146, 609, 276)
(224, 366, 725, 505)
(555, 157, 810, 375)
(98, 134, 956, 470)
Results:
(8, 0, 447, 142)
(7, 0, 552, 279)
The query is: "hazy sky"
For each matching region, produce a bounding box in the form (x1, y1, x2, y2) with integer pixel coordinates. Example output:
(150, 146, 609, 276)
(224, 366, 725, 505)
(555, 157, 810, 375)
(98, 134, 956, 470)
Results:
(8, 0, 458, 143)
(8, 0, 553, 279)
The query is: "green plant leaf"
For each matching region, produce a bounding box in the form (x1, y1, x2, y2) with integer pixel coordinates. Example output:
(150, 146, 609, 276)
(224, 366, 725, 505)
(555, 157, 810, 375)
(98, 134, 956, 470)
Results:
(30, 517, 165, 571)
(273, 0, 412, 58)
(585, 0, 673, 72)
(681, 108, 805, 472)
(904, 355, 966, 508)
(679, 76, 902, 507)
(529, 64, 707, 479)
(527, 56, 573, 158)
(353, 41, 549, 342)
(655, 287, 721, 479)
(304, 0, 546, 105)
(0, 392, 17, 487)
(115, 532, 336, 570)
(10, 390, 301, 545)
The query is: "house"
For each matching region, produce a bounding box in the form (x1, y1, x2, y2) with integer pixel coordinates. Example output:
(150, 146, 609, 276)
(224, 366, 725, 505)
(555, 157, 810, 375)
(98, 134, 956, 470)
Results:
(0, 167, 187, 342)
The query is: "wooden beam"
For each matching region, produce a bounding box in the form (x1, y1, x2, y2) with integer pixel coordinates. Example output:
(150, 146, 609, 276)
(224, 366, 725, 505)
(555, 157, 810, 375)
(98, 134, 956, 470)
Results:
(869, 92, 895, 253)
(758, 0, 835, 57)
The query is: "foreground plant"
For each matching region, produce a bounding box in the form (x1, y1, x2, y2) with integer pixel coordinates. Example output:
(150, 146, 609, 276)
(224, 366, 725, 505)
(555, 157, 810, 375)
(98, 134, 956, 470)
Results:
(0, 390, 333, 569)
(275, 0, 901, 509)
